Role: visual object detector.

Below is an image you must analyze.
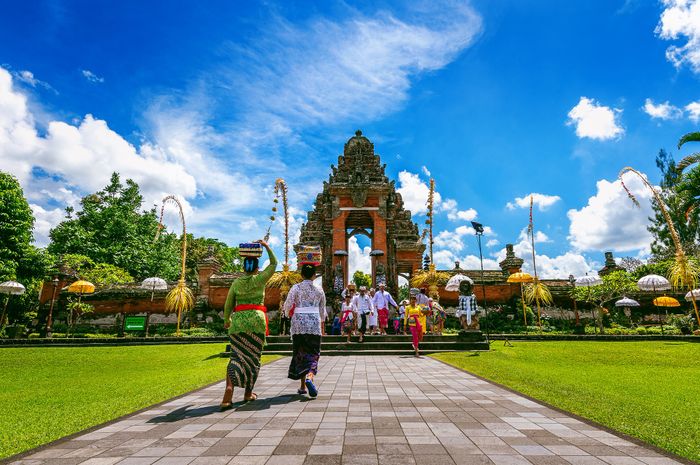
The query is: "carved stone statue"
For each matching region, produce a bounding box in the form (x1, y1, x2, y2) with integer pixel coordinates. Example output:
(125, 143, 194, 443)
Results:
(456, 280, 479, 330)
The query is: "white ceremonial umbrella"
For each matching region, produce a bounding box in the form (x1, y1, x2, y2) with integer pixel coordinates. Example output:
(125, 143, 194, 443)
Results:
(574, 274, 602, 333)
(684, 289, 700, 302)
(638, 274, 671, 333)
(615, 296, 640, 307)
(574, 275, 602, 288)
(141, 277, 168, 301)
(0, 280, 26, 326)
(445, 274, 473, 292)
(637, 274, 671, 291)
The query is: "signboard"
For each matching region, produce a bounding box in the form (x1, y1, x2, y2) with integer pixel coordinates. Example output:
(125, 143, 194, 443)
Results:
(124, 315, 147, 331)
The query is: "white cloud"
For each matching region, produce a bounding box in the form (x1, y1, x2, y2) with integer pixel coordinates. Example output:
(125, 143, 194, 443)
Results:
(567, 173, 655, 252)
(81, 69, 104, 83)
(439, 197, 478, 221)
(655, 0, 700, 73)
(433, 249, 500, 271)
(506, 193, 561, 211)
(10, 69, 54, 92)
(566, 97, 624, 140)
(493, 229, 594, 279)
(421, 165, 431, 177)
(396, 170, 442, 215)
(643, 98, 683, 119)
(347, 236, 371, 278)
(486, 239, 499, 248)
(686, 101, 700, 122)
(0, 66, 205, 245)
(433, 224, 494, 256)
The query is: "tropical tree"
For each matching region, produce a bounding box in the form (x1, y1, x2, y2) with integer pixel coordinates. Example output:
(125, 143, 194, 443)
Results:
(0, 172, 34, 281)
(48, 173, 181, 280)
(570, 270, 637, 332)
(353, 270, 371, 289)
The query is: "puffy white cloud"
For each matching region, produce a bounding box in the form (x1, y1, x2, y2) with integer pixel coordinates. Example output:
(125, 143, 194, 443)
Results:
(434, 224, 494, 256)
(347, 236, 372, 278)
(686, 101, 700, 122)
(506, 193, 561, 211)
(0, 66, 207, 245)
(421, 165, 431, 177)
(439, 197, 478, 221)
(567, 173, 655, 252)
(643, 98, 683, 119)
(486, 239, 499, 247)
(81, 69, 104, 83)
(493, 229, 594, 279)
(655, 0, 700, 73)
(433, 249, 500, 271)
(396, 170, 442, 215)
(567, 97, 624, 140)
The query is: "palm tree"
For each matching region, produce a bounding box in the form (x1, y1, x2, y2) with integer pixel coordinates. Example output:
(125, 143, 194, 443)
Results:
(676, 131, 700, 219)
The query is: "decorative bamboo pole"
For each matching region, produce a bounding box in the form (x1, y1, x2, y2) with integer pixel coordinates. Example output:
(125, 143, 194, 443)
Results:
(156, 195, 193, 337)
(619, 167, 700, 325)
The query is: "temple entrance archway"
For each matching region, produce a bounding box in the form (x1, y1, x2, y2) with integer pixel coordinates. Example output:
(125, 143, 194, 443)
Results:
(296, 130, 425, 297)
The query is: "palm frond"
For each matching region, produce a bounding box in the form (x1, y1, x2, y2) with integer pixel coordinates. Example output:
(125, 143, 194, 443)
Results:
(524, 281, 553, 306)
(678, 131, 700, 149)
(165, 279, 194, 314)
(677, 153, 700, 173)
(410, 269, 451, 288)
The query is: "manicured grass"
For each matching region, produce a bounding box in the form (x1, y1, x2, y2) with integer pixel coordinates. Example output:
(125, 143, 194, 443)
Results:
(0, 344, 282, 459)
(433, 342, 700, 463)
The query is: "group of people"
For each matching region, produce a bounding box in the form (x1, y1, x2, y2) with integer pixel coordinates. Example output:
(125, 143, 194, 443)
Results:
(219, 240, 477, 408)
(220, 241, 325, 409)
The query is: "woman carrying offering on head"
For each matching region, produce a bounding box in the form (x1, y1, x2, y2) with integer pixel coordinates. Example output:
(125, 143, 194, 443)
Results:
(220, 240, 276, 410)
(284, 245, 326, 397)
(404, 291, 426, 357)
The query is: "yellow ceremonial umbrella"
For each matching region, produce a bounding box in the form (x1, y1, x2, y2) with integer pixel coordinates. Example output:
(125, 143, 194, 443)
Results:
(67, 280, 95, 300)
(653, 296, 680, 333)
(507, 272, 534, 328)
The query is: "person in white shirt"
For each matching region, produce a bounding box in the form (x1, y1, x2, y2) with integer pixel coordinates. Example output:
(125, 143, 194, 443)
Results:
(340, 294, 357, 343)
(372, 282, 398, 335)
(351, 286, 374, 343)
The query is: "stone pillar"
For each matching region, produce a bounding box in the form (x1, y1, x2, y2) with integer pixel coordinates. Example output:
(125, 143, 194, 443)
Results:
(598, 251, 624, 276)
(197, 255, 221, 302)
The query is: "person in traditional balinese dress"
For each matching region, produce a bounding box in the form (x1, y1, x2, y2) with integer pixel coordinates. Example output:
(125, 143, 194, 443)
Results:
(432, 301, 447, 335)
(284, 246, 326, 397)
(340, 294, 357, 343)
(352, 286, 374, 343)
(367, 288, 379, 334)
(220, 240, 276, 410)
(372, 282, 397, 335)
(404, 293, 426, 357)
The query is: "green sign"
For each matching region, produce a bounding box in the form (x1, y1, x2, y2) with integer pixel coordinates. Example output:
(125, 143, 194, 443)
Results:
(124, 315, 147, 331)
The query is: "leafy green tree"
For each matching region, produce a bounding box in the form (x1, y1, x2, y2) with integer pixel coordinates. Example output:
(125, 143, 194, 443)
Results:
(352, 270, 371, 289)
(185, 236, 242, 281)
(648, 149, 700, 259)
(48, 173, 181, 280)
(82, 263, 133, 286)
(571, 270, 637, 333)
(0, 172, 34, 281)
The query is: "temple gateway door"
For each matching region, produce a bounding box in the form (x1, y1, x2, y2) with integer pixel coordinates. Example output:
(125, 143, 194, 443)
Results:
(296, 130, 425, 298)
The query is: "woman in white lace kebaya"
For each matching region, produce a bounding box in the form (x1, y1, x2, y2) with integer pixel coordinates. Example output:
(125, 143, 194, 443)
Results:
(283, 245, 326, 397)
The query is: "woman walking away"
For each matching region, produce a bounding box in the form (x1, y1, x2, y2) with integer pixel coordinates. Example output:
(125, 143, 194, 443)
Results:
(284, 245, 326, 397)
(340, 294, 357, 343)
(404, 292, 426, 357)
(220, 240, 277, 410)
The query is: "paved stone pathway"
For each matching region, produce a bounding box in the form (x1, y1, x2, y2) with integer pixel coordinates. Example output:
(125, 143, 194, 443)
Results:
(11, 356, 684, 465)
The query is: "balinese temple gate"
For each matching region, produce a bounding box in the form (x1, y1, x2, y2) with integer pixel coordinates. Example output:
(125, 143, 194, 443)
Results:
(296, 131, 425, 297)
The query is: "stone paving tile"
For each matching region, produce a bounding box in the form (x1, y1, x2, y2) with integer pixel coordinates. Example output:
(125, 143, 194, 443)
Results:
(7, 356, 687, 465)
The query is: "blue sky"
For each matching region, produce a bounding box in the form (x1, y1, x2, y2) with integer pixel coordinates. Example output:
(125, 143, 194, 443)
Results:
(1, 0, 700, 278)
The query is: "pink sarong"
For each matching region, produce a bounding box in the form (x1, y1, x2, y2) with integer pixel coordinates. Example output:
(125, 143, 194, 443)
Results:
(409, 320, 423, 349)
(378, 308, 389, 328)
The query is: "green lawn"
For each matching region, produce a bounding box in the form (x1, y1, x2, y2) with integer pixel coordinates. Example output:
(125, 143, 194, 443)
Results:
(433, 342, 700, 463)
(0, 344, 282, 459)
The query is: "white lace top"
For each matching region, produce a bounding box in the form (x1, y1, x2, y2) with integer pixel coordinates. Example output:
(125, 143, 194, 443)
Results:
(283, 280, 327, 336)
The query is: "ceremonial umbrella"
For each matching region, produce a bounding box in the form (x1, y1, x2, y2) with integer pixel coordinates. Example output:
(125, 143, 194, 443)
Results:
(575, 275, 603, 333)
(67, 280, 95, 301)
(507, 272, 534, 327)
(684, 289, 700, 326)
(638, 275, 671, 333)
(141, 277, 168, 301)
(615, 296, 639, 321)
(0, 281, 25, 326)
(445, 274, 473, 292)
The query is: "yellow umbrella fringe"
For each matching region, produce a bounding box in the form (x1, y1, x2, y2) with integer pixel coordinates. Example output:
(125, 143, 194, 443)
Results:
(524, 281, 553, 306)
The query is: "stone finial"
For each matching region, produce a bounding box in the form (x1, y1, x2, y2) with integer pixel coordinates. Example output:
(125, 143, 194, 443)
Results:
(499, 243, 524, 275)
(454, 260, 461, 270)
(355, 129, 362, 137)
(598, 251, 624, 276)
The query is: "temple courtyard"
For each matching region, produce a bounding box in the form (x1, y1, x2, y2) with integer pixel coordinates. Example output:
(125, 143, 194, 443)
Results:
(3, 347, 696, 465)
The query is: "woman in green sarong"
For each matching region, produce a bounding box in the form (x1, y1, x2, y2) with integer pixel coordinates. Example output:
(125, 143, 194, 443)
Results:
(220, 240, 276, 410)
